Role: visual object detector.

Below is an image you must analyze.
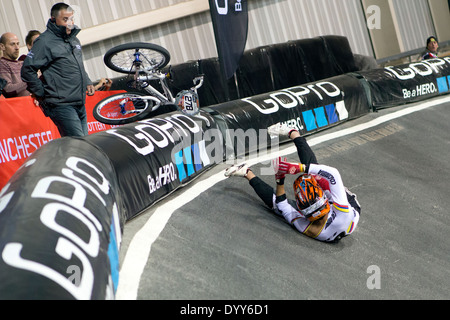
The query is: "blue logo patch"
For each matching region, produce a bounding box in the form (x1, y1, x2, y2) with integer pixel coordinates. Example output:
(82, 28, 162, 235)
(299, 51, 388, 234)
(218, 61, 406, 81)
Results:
(436, 76, 449, 93)
(174, 141, 210, 182)
(302, 102, 347, 132)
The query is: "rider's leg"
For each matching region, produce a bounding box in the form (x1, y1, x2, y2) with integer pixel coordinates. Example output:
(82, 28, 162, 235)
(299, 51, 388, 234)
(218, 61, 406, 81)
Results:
(225, 164, 275, 209)
(247, 171, 275, 209)
(290, 131, 318, 166)
(268, 123, 318, 166)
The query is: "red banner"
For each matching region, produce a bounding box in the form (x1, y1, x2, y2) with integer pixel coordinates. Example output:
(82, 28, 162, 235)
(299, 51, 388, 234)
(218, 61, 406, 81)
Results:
(0, 91, 124, 189)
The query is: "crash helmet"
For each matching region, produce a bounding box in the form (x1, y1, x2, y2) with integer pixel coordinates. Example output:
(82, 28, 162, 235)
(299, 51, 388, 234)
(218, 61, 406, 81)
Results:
(293, 174, 330, 222)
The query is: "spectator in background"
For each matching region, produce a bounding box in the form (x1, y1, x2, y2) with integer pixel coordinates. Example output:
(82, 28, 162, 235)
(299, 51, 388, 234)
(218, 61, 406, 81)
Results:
(421, 36, 439, 60)
(21, 2, 95, 137)
(0, 32, 31, 97)
(25, 30, 41, 51)
(19, 30, 41, 61)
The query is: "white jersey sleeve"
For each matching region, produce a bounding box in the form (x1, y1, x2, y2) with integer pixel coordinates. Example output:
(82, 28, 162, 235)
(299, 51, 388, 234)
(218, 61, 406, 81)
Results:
(275, 197, 312, 233)
(307, 164, 348, 206)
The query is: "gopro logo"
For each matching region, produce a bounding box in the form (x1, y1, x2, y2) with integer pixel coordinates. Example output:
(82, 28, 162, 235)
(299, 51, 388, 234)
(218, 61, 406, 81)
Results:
(215, 0, 228, 15)
(215, 0, 242, 15)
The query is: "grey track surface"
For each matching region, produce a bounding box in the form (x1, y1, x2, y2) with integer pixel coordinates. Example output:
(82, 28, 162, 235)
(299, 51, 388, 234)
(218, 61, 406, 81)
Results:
(119, 96, 450, 300)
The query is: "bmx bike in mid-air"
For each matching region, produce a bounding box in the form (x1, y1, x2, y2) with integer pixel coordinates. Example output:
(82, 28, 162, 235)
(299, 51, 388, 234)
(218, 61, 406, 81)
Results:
(93, 42, 204, 125)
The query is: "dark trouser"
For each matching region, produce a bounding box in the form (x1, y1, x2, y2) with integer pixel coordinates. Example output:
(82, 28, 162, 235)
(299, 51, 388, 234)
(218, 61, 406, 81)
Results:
(293, 136, 318, 167)
(47, 104, 89, 137)
(250, 177, 275, 209)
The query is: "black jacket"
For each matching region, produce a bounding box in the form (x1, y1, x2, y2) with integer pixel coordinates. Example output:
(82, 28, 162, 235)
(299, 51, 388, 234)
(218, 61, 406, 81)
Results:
(21, 20, 92, 106)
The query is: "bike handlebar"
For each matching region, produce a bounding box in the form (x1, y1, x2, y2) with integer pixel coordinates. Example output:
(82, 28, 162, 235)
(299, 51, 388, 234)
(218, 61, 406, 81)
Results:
(192, 75, 204, 91)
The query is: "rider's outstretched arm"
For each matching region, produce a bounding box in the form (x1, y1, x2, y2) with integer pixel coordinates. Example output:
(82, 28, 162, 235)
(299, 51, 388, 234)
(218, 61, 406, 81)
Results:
(274, 177, 308, 227)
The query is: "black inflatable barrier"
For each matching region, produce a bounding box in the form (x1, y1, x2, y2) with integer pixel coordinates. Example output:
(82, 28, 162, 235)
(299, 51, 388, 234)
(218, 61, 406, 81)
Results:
(85, 112, 220, 220)
(0, 137, 124, 300)
(2, 37, 450, 299)
(357, 57, 450, 109)
(266, 42, 313, 91)
(208, 74, 371, 157)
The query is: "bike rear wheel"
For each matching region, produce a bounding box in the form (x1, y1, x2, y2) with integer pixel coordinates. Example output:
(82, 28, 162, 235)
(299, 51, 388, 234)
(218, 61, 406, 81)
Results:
(104, 42, 171, 74)
(93, 92, 155, 125)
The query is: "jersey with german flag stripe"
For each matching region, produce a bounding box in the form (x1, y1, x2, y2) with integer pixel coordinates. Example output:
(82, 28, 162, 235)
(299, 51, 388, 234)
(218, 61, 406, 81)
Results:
(275, 164, 360, 242)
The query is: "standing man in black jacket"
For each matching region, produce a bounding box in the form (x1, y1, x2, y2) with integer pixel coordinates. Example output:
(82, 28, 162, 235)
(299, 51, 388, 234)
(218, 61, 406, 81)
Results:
(21, 2, 95, 137)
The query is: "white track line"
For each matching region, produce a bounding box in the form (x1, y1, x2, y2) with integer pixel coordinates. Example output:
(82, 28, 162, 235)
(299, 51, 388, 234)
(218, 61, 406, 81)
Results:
(115, 95, 450, 300)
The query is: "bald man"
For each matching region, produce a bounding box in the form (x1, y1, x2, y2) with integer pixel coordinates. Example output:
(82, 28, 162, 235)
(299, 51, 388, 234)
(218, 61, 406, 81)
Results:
(0, 32, 30, 97)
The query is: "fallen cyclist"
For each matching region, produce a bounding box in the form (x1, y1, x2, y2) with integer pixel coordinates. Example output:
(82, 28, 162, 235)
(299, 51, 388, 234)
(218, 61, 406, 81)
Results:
(224, 123, 361, 243)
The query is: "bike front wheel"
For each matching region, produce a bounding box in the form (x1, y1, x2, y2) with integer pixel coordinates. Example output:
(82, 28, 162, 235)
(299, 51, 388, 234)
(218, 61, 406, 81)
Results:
(104, 42, 171, 74)
(93, 92, 155, 125)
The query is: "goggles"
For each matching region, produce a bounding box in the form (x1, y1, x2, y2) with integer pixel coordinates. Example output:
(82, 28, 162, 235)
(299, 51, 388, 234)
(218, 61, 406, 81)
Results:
(299, 195, 328, 217)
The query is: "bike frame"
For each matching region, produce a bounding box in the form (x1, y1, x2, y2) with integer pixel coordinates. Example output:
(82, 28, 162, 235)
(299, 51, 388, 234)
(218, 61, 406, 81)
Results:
(131, 50, 203, 107)
(137, 73, 175, 104)
(94, 43, 205, 124)
(134, 72, 203, 109)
